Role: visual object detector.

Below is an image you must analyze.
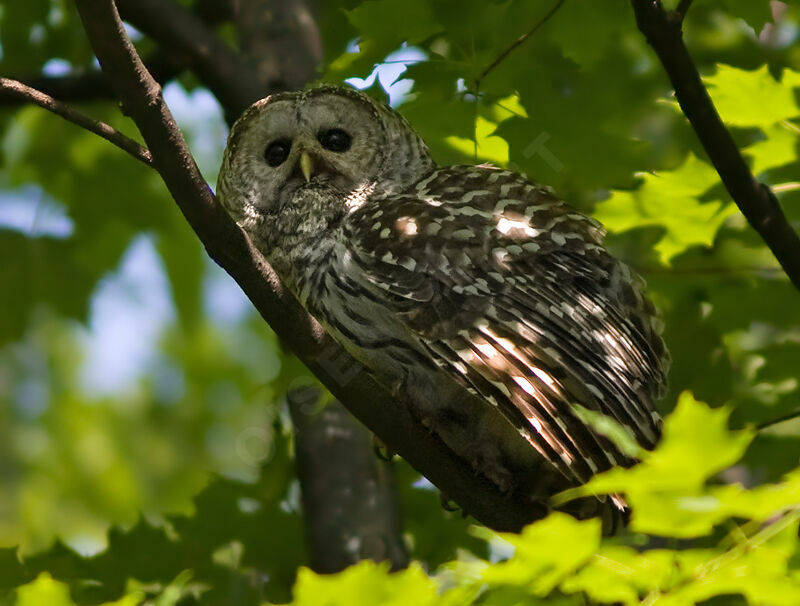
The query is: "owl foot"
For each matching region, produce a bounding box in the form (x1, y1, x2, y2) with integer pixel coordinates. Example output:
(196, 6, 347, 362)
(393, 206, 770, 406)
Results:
(372, 434, 395, 461)
(439, 492, 461, 513)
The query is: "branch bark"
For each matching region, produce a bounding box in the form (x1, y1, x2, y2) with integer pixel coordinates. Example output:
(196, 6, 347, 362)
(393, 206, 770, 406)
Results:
(233, 0, 322, 92)
(289, 389, 408, 572)
(73, 0, 537, 532)
(631, 0, 800, 292)
(115, 0, 265, 120)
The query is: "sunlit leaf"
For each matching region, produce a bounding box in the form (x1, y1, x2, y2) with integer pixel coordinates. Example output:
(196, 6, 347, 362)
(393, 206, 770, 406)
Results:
(705, 64, 800, 129)
(479, 514, 601, 595)
(595, 153, 736, 263)
(14, 574, 75, 606)
(746, 121, 800, 176)
(290, 561, 438, 606)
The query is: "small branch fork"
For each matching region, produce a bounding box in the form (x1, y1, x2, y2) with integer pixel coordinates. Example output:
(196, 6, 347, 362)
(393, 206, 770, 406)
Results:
(631, 0, 800, 292)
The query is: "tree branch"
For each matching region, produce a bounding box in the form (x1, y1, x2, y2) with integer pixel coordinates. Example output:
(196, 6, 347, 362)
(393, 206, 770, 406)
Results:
(289, 389, 408, 572)
(0, 77, 152, 166)
(73, 0, 538, 533)
(0, 50, 181, 107)
(631, 0, 800, 292)
(0, 70, 114, 106)
(675, 0, 693, 21)
(115, 0, 265, 121)
(232, 0, 322, 92)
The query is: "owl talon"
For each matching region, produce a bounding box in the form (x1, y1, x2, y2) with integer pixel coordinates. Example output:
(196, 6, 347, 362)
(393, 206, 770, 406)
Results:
(372, 434, 395, 461)
(439, 493, 461, 512)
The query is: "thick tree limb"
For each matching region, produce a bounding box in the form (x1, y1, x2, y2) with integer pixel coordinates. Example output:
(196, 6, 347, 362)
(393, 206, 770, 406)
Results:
(115, 0, 265, 120)
(289, 389, 408, 572)
(233, 0, 322, 92)
(0, 78, 152, 166)
(74, 0, 537, 532)
(193, 0, 235, 26)
(675, 0, 693, 20)
(631, 0, 800, 292)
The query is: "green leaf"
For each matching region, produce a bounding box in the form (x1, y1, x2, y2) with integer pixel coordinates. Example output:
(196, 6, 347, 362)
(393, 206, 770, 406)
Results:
(324, 0, 441, 82)
(542, 0, 632, 68)
(719, 0, 775, 33)
(290, 561, 438, 606)
(644, 393, 754, 486)
(720, 470, 800, 520)
(559, 545, 643, 605)
(579, 392, 753, 495)
(745, 121, 800, 176)
(479, 514, 601, 595)
(595, 153, 736, 263)
(441, 96, 523, 166)
(14, 573, 75, 606)
(669, 515, 800, 605)
(571, 405, 644, 459)
(704, 65, 800, 129)
(557, 393, 756, 537)
(346, 0, 440, 46)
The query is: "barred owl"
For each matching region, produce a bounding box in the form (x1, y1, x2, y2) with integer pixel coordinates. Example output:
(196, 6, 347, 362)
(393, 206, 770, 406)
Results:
(218, 85, 668, 517)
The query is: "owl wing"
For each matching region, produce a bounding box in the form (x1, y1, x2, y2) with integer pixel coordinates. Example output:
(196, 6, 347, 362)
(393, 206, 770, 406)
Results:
(344, 165, 668, 486)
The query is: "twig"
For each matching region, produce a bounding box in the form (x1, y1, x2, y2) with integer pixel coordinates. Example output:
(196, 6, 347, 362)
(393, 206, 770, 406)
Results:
(635, 265, 783, 276)
(696, 506, 800, 577)
(0, 77, 152, 166)
(476, 0, 567, 87)
(756, 409, 800, 431)
(73, 0, 539, 533)
(0, 70, 114, 106)
(773, 182, 800, 194)
(631, 0, 800, 293)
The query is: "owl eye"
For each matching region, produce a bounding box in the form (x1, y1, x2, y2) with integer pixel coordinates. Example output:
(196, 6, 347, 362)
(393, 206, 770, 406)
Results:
(264, 138, 291, 167)
(318, 128, 352, 152)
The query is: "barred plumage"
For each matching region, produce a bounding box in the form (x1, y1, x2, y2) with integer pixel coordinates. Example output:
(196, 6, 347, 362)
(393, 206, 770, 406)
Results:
(219, 85, 669, 514)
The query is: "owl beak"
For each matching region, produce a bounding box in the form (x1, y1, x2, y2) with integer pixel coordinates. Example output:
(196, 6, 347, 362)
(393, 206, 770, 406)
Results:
(299, 151, 313, 183)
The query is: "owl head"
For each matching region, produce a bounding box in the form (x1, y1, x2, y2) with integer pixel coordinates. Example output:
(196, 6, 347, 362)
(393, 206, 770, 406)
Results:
(218, 85, 434, 235)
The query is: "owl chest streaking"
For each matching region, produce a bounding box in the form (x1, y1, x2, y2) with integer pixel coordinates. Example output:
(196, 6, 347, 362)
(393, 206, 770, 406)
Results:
(218, 85, 669, 512)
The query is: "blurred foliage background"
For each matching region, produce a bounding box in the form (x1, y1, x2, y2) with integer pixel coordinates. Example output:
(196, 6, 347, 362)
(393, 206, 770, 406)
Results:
(1, 0, 800, 604)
